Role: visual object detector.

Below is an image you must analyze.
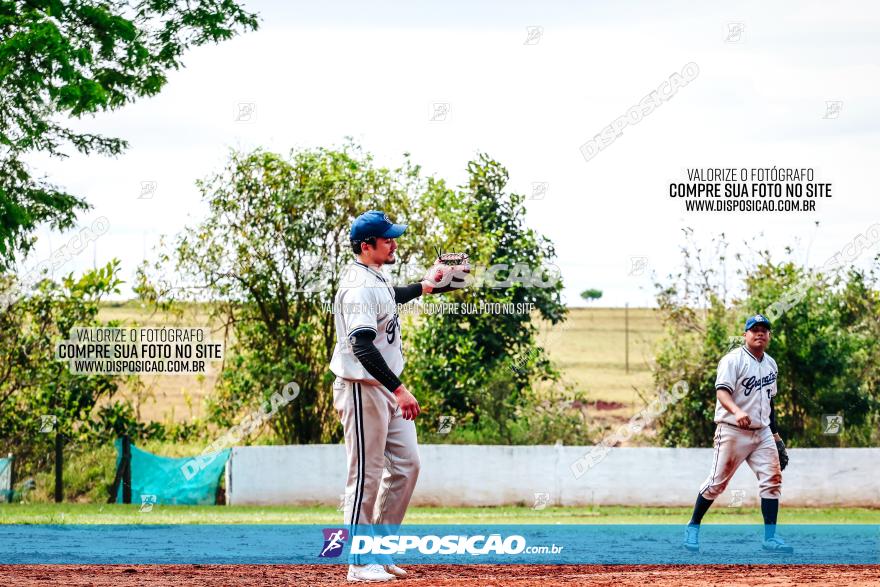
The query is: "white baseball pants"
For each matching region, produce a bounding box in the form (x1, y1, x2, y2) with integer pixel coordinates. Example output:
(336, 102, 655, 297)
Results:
(700, 422, 782, 500)
(333, 377, 421, 531)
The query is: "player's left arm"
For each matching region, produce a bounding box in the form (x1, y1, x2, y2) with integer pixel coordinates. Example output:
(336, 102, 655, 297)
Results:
(394, 283, 425, 303)
(769, 399, 779, 436)
(392, 264, 462, 299)
(769, 381, 789, 470)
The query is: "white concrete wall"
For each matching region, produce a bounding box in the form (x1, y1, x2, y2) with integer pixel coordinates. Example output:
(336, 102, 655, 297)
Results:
(225, 445, 880, 507)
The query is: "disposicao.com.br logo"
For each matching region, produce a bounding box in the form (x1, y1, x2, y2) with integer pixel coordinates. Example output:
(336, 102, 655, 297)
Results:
(318, 528, 349, 558)
(350, 534, 564, 556)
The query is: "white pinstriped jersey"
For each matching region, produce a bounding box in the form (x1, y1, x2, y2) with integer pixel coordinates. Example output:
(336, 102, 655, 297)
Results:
(714, 346, 779, 429)
(329, 262, 404, 383)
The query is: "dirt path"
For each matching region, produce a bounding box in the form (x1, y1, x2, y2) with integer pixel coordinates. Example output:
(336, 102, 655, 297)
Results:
(3, 564, 880, 586)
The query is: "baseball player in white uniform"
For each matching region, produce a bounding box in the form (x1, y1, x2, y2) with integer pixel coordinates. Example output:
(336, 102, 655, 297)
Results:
(683, 314, 793, 554)
(330, 210, 459, 582)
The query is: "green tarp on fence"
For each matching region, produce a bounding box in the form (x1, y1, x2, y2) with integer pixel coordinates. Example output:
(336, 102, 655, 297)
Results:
(0, 457, 11, 503)
(114, 439, 229, 505)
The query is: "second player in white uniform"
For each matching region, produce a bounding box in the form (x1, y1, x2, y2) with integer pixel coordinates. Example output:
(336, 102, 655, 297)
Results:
(684, 314, 793, 554)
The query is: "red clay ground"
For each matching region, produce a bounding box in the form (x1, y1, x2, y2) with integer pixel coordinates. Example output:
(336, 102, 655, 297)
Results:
(2, 565, 880, 586)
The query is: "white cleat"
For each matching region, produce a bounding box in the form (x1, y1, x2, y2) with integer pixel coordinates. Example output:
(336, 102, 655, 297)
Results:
(384, 564, 407, 578)
(347, 564, 396, 582)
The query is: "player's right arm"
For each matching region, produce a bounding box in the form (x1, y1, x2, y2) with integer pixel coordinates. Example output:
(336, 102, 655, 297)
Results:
(341, 283, 421, 420)
(348, 331, 420, 420)
(715, 351, 750, 428)
(716, 388, 750, 428)
(350, 330, 402, 391)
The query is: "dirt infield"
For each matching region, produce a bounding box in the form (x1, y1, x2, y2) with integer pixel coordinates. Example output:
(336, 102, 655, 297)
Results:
(2, 565, 880, 586)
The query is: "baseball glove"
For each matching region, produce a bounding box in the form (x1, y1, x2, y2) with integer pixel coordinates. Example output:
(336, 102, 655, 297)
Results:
(425, 250, 471, 293)
(775, 438, 789, 471)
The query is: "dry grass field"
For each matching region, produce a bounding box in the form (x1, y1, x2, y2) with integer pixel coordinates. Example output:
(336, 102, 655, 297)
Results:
(537, 307, 663, 402)
(534, 307, 665, 437)
(96, 302, 224, 424)
(98, 304, 666, 430)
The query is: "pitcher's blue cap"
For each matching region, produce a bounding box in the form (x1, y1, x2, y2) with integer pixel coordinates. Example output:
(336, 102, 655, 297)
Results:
(745, 314, 771, 331)
(350, 210, 407, 242)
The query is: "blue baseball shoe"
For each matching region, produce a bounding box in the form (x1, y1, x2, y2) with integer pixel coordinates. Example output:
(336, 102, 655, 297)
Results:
(762, 535, 794, 554)
(683, 524, 700, 552)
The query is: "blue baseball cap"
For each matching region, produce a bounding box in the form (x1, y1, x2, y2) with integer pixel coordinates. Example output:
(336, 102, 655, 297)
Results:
(349, 210, 407, 242)
(745, 314, 772, 331)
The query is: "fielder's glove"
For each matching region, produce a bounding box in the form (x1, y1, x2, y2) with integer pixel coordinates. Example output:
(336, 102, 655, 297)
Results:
(775, 438, 789, 471)
(424, 251, 470, 294)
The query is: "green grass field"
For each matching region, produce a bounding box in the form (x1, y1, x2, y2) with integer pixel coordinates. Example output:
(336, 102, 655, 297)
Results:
(1, 503, 876, 525)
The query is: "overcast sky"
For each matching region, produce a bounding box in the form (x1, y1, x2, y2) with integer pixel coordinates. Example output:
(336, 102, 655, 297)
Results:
(21, 0, 880, 306)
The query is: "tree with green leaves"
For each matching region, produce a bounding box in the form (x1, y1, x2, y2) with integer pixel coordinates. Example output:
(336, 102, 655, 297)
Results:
(0, 0, 259, 269)
(0, 260, 124, 478)
(139, 147, 573, 445)
(407, 154, 567, 442)
(580, 288, 602, 303)
(136, 143, 427, 443)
